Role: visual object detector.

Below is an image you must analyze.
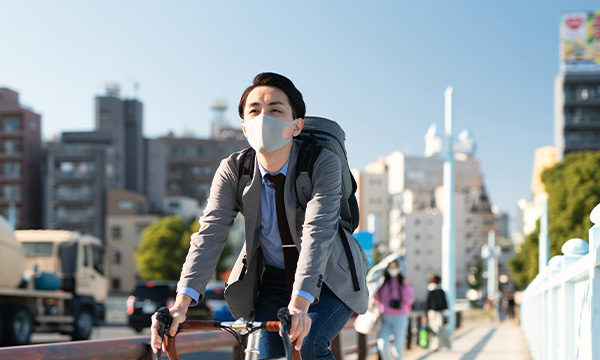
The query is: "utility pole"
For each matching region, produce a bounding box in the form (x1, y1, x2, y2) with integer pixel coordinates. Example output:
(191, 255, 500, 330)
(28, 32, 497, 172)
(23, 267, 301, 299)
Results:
(442, 86, 456, 333)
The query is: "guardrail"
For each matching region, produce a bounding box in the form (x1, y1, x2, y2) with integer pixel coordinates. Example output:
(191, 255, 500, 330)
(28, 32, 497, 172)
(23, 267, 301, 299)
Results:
(520, 203, 600, 360)
(0, 308, 445, 359)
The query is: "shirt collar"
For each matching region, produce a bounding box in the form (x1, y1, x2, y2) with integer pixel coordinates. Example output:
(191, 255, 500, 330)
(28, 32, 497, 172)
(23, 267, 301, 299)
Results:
(257, 154, 291, 179)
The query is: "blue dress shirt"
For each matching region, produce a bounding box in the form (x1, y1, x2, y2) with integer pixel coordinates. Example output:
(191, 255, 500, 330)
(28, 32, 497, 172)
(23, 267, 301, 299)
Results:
(178, 155, 315, 306)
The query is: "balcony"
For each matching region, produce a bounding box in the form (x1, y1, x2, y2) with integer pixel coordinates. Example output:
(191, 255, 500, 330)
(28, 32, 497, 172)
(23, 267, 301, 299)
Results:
(55, 214, 95, 224)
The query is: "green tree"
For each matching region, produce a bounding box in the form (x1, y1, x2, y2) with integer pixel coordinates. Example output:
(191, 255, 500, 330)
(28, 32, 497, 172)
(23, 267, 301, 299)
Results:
(542, 151, 600, 256)
(509, 220, 539, 290)
(135, 215, 236, 281)
(135, 216, 189, 280)
(509, 151, 600, 289)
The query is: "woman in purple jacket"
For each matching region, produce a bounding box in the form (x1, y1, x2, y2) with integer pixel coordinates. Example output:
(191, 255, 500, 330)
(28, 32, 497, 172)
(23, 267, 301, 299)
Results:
(373, 260, 415, 360)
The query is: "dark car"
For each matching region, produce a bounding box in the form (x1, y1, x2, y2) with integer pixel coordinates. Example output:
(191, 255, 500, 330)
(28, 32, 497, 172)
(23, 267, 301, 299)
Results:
(126, 280, 211, 333)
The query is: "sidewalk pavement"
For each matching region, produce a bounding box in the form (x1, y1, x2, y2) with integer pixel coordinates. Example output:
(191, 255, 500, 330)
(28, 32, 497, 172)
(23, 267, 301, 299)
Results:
(401, 320, 531, 360)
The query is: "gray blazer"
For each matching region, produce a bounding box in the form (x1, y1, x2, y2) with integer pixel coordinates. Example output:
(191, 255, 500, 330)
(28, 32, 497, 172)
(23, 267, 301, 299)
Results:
(177, 142, 368, 319)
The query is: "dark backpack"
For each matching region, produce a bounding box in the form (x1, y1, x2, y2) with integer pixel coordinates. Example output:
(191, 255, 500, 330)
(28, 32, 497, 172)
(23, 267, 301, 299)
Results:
(236, 116, 361, 291)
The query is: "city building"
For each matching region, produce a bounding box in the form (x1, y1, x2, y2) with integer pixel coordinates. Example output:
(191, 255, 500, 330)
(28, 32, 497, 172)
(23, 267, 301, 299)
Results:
(43, 132, 117, 239)
(352, 160, 389, 255)
(555, 12, 600, 159)
(162, 196, 202, 223)
(105, 188, 158, 293)
(146, 133, 247, 210)
(95, 83, 144, 192)
(355, 127, 496, 304)
(0, 88, 42, 229)
(515, 146, 558, 244)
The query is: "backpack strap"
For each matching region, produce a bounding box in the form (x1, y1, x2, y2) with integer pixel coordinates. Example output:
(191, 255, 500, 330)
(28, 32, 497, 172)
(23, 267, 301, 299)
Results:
(295, 140, 361, 292)
(235, 147, 256, 211)
(338, 223, 360, 292)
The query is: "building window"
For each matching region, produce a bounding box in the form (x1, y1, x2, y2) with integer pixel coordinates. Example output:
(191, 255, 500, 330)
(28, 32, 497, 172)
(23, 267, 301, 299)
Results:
(170, 146, 184, 156)
(3, 117, 21, 132)
(3, 162, 20, 177)
(414, 219, 421, 226)
(3, 140, 21, 154)
(112, 278, 121, 291)
(112, 226, 122, 239)
(3, 185, 21, 200)
(117, 200, 133, 211)
(28, 120, 37, 130)
(110, 248, 121, 265)
(414, 249, 421, 256)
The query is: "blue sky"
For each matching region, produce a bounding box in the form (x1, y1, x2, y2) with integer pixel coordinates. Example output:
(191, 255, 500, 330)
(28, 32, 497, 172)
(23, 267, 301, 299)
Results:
(1, 1, 597, 230)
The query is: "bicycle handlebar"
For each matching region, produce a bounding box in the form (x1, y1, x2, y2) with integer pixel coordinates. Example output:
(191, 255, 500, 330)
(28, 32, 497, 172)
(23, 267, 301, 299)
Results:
(155, 306, 293, 360)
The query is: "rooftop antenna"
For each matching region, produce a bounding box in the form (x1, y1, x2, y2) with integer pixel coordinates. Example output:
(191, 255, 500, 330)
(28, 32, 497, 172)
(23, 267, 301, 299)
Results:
(210, 100, 227, 138)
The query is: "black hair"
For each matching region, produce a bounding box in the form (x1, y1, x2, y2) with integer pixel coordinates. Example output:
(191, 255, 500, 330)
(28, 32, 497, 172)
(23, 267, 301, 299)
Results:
(238, 72, 306, 120)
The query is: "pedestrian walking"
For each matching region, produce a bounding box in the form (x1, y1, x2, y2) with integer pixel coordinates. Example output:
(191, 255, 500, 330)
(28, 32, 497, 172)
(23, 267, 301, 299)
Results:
(372, 260, 414, 360)
(425, 275, 451, 351)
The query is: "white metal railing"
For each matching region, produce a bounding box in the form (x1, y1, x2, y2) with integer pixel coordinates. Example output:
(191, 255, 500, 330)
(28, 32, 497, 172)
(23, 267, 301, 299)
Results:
(520, 203, 600, 360)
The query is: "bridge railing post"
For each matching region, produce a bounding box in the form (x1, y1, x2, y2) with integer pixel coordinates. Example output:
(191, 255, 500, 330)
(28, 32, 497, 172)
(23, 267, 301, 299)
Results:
(548, 256, 562, 360)
(589, 204, 600, 359)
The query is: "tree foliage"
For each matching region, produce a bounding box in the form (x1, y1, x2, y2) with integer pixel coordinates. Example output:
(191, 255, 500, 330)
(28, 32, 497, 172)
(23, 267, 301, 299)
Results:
(509, 151, 600, 289)
(509, 220, 539, 290)
(543, 151, 600, 256)
(135, 216, 234, 280)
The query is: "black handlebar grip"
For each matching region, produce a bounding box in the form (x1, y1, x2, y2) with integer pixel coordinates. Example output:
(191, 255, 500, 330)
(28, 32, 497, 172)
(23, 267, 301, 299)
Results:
(155, 306, 173, 338)
(277, 307, 291, 331)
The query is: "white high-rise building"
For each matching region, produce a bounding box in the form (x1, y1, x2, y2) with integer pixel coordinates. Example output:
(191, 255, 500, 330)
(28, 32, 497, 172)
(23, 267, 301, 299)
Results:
(355, 127, 496, 305)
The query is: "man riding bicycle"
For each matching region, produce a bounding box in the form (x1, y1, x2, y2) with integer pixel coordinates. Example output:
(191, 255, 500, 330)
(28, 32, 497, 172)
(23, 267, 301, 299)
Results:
(151, 72, 368, 360)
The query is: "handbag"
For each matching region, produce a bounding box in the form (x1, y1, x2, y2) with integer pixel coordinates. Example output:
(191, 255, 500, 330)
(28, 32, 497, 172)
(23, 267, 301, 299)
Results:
(353, 306, 382, 334)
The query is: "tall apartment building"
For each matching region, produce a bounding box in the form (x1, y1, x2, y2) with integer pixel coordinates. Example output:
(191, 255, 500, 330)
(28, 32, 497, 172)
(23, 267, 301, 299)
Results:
(146, 133, 247, 210)
(353, 158, 389, 254)
(95, 83, 144, 192)
(0, 88, 42, 229)
(356, 128, 496, 304)
(555, 12, 600, 159)
(554, 73, 600, 159)
(43, 132, 117, 239)
(386, 153, 495, 303)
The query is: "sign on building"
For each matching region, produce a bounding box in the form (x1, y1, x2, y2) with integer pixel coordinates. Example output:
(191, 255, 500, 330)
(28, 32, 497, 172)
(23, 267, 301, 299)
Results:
(353, 232, 374, 268)
(560, 11, 600, 72)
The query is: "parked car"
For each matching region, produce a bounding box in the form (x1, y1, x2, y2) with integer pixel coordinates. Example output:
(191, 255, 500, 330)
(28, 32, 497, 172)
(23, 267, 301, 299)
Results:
(126, 280, 211, 333)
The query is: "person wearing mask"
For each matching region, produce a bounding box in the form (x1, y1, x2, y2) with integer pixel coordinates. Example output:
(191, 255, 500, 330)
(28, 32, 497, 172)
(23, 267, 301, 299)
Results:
(425, 275, 451, 351)
(372, 260, 414, 360)
(149, 72, 368, 360)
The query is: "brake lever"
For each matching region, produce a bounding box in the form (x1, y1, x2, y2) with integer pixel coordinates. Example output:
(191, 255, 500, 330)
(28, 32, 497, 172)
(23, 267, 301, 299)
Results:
(155, 307, 173, 360)
(277, 307, 293, 360)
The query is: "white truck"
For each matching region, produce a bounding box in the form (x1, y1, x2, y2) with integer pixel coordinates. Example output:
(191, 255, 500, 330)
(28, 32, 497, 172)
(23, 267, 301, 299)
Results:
(0, 216, 108, 346)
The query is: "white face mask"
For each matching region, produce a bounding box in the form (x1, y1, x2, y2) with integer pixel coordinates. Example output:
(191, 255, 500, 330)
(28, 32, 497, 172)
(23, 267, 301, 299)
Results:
(387, 268, 400, 277)
(244, 114, 297, 153)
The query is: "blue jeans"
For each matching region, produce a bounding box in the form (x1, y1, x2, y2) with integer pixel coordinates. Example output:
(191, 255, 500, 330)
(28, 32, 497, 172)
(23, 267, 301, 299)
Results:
(377, 314, 409, 360)
(254, 266, 353, 360)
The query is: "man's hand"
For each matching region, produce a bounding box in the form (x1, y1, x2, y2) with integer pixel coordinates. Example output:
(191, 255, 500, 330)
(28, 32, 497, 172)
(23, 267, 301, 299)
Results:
(150, 294, 192, 354)
(287, 295, 312, 351)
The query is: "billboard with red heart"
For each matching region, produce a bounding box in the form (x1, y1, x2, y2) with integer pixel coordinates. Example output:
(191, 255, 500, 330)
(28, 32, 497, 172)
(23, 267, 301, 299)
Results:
(560, 11, 600, 72)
